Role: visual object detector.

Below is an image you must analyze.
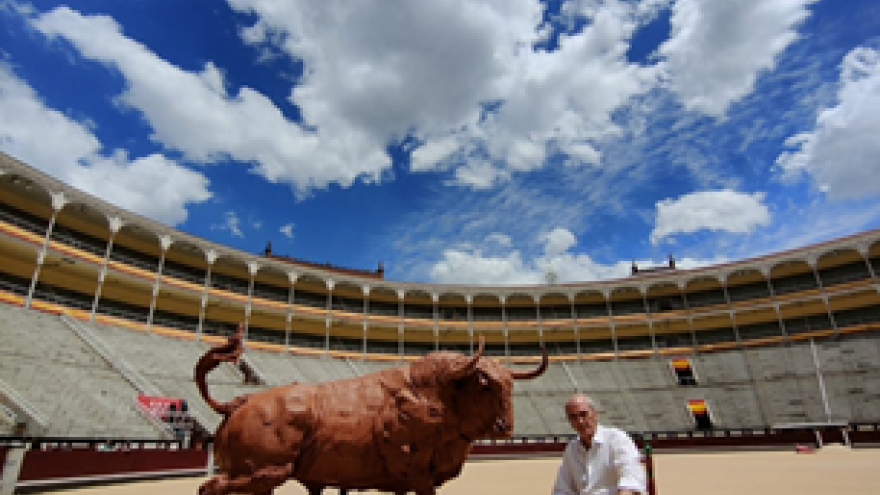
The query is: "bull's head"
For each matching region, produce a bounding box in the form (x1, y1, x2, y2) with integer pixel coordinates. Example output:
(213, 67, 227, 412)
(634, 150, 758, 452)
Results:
(416, 337, 548, 440)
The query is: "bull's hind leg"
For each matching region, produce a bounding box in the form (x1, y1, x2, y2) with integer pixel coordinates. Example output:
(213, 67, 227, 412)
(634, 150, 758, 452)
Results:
(305, 485, 324, 495)
(199, 463, 293, 495)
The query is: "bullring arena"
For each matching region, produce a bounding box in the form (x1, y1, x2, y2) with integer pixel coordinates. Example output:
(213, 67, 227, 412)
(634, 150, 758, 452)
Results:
(1, 149, 879, 493)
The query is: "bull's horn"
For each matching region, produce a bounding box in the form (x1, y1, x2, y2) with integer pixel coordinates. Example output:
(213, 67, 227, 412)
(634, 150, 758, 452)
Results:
(449, 336, 484, 379)
(511, 347, 548, 380)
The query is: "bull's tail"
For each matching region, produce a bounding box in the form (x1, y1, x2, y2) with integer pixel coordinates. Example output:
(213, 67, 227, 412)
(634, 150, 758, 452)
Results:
(195, 323, 245, 416)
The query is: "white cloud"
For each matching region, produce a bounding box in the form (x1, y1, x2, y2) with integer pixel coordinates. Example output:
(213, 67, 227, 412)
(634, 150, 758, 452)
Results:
(658, 0, 819, 117)
(0, 62, 211, 225)
(279, 223, 294, 239)
(775, 47, 880, 198)
(226, 0, 658, 188)
(650, 190, 771, 244)
(486, 233, 512, 248)
(450, 160, 509, 189)
(30, 6, 389, 197)
(213, 211, 243, 238)
(540, 227, 577, 256)
(410, 136, 461, 172)
(431, 249, 538, 285)
(429, 226, 726, 285)
(67, 152, 211, 226)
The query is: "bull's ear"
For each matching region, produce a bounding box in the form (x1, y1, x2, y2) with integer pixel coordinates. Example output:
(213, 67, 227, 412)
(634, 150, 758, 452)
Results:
(447, 336, 484, 380)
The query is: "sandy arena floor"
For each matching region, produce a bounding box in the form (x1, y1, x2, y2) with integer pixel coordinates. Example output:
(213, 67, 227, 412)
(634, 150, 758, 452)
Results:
(42, 446, 880, 495)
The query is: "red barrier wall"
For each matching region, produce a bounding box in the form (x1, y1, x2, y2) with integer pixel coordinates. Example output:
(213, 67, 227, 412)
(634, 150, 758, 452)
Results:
(645, 430, 817, 449)
(18, 448, 208, 482)
(471, 442, 567, 456)
(850, 429, 880, 445)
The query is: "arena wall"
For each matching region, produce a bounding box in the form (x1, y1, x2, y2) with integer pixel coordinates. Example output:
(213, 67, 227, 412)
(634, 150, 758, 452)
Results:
(1, 150, 880, 445)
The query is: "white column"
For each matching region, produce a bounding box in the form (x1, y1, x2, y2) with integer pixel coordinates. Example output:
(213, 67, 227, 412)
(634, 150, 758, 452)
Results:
(465, 294, 474, 354)
(603, 289, 618, 357)
(856, 242, 880, 294)
(361, 286, 371, 359)
(146, 235, 173, 334)
(806, 254, 839, 335)
(810, 339, 833, 422)
(677, 280, 698, 351)
(25, 192, 67, 308)
(535, 294, 544, 348)
(639, 285, 658, 354)
(90, 216, 123, 321)
(0, 444, 29, 495)
(431, 293, 440, 352)
(285, 272, 298, 351)
(761, 266, 790, 340)
(397, 289, 406, 361)
(500, 295, 509, 362)
(324, 279, 335, 356)
(718, 273, 743, 344)
(244, 261, 259, 342)
(196, 250, 218, 341)
(569, 293, 580, 361)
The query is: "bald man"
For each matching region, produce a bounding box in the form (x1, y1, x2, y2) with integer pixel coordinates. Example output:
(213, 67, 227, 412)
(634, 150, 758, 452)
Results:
(551, 393, 646, 495)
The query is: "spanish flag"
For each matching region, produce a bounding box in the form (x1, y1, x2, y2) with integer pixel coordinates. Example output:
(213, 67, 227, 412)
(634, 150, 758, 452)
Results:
(671, 358, 691, 371)
(687, 399, 708, 414)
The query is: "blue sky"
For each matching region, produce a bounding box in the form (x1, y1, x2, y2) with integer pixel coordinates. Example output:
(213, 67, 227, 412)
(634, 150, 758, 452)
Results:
(1, 0, 879, 284)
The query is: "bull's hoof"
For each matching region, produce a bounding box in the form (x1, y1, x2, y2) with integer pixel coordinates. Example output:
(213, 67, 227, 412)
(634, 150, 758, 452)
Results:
(199, 477, 225, 495)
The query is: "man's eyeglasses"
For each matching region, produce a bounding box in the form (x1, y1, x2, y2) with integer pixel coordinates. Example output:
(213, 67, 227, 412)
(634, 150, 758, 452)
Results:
(566, 409, 595, 421)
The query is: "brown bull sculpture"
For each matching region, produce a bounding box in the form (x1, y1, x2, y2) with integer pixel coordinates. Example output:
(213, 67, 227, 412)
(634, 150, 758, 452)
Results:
(195, 324, 547, 495)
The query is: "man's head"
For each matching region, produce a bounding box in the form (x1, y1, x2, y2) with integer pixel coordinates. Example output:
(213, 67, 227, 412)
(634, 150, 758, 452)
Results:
(565, 393, 599, 443)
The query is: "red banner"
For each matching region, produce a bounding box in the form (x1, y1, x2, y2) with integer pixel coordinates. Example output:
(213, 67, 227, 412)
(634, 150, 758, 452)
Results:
(137, 395, 183, 420)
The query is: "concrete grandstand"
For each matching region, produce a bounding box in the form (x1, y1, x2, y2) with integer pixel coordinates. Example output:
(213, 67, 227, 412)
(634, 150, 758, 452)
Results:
(1, 150, 880, 442)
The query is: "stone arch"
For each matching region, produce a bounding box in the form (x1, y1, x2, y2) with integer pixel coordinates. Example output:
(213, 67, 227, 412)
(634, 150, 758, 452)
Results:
(250, 262, 290, 306)
(53, 199, 112, 257)
(815, 247, 873, 289)
(646, 281, 685, 313)
(110, 223, 163, 281)
(0, 172, 55, 231)
(724, 268, 771, 306)
(400, 289, 436, 355)
(364, 286, 403, 355)
(433, 293, 468, 352)
(571, 289, 608, 320)
(868, 238, 880, 258)
(538, 291, 571, 320)
(32, 197, 111, 311)
(320, 280, 362, 353)
(768, 259, 817, 298)
(211, 252, 252, 296)
(163, 239, 209, 287)
(608, 285, 644, 317)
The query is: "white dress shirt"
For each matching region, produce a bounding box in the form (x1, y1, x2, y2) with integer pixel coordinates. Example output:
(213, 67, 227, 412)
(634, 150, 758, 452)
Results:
(552, 425, 646, 495)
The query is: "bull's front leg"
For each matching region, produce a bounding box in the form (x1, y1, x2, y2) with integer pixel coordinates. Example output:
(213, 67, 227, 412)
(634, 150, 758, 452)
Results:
(412, 485, 436, 495)
(200, 463, 293, 495)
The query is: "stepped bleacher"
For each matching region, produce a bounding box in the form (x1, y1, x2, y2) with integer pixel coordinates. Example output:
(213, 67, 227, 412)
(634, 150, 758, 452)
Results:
(511, 392, 548, 434)
(611, 358, 677, 390)
(814, 334, 880, 422)
(0, 305, 160, 437)
(0, 405, 15, 434)
(2, 302, 880, 438)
